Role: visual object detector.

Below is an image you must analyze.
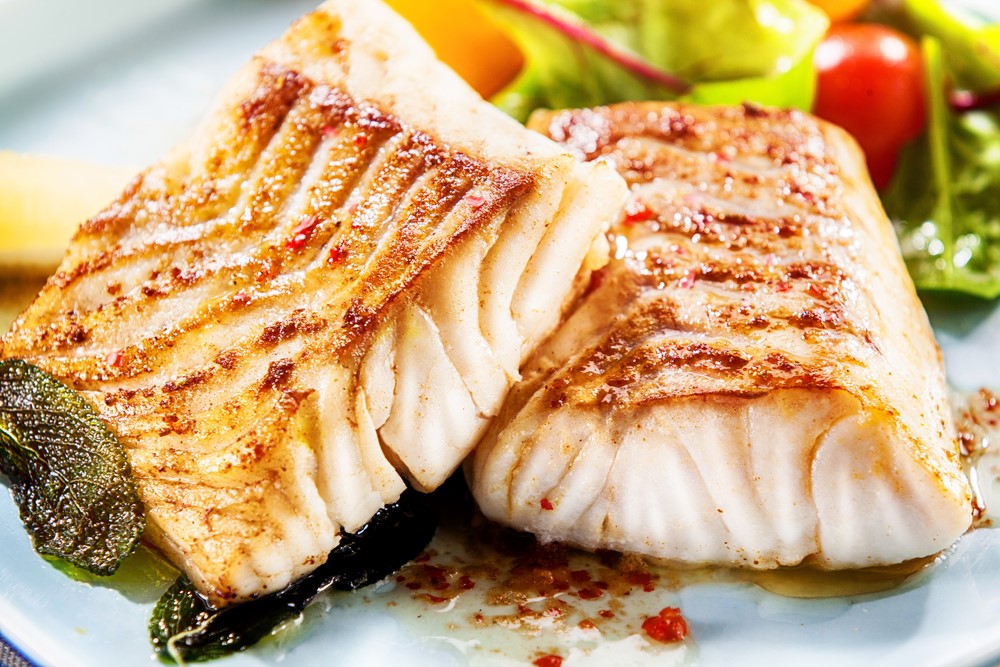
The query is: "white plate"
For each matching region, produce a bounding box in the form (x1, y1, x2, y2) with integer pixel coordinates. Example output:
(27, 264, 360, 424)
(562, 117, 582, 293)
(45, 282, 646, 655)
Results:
(2, 2, 1000, 666)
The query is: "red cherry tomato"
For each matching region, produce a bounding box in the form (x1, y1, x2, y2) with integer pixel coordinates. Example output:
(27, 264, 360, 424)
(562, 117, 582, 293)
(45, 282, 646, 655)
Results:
(813, 24, 926, 189)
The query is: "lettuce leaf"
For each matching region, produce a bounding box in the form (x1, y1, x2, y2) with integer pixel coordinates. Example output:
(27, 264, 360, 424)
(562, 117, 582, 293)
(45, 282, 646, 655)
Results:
(480, 0, 828, 121)
(885, 37, 1000, 299)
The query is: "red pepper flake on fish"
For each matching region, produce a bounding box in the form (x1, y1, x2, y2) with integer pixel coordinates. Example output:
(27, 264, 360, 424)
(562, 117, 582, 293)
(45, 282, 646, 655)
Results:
(642, 607, 688, 643)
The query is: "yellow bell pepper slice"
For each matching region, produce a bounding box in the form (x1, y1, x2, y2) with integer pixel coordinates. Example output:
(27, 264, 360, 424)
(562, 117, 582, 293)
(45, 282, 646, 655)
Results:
(386, 0, 523, 98)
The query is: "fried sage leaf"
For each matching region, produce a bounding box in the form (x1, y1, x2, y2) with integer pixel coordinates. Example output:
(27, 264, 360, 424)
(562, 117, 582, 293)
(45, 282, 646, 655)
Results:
(150, 489, 437, 663)
(0, 359, 144, 575)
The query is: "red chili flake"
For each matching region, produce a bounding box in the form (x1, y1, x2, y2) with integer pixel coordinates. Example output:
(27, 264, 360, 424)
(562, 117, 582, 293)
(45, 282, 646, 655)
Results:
(807, 283, 827, 298)
(423, 594, 448, 604)
(533, 655, 563, 667)
(570, 569, 591, 583)
(644, 583, 656, 593)
(598, 609, 615, 619)
(626, 572, 652, 587)
(678, 270, 696, 289)
(578, 588, 602, 600)
(327, 245, 347, 266)
(579, 619, 597, 630)
(711, 151, 730, 164)
(775, 282, 793, 292)
(353, 134, 368, 149)
(232, 290, 251, 306)
(623, 199, 654, 225)
(459, 576, 476, 590)
(474, 612, 485, 623)
(321, 125, 338, 139)
(285, 215, 321, 251)
(421, 564, 449, 590)
(540, 498, 554, 511)
(642, 607, 688, 643)
(466, 194, 486, 208)
(104, 350, 123, 368)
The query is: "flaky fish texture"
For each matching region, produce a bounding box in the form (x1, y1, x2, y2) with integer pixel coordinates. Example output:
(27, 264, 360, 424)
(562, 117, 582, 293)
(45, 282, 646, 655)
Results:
(468, 102, 972, 569)
(0, 1, 626, 605)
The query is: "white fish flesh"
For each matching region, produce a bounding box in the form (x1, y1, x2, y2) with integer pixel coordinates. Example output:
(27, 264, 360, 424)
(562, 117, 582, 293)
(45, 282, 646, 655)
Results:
(468, 102, 972, 570)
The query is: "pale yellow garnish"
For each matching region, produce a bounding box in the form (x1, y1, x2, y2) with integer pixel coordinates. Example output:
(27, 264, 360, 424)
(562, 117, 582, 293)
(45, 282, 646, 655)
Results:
(0, 151, 133, 270)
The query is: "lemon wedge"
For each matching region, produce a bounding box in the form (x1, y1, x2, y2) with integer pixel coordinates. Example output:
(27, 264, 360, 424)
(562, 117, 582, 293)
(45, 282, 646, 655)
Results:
(0, 151, 133, 270)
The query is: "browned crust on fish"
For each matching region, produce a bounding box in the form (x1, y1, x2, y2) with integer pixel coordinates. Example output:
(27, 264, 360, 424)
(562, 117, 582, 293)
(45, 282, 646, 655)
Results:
(523, 101, 965, 501)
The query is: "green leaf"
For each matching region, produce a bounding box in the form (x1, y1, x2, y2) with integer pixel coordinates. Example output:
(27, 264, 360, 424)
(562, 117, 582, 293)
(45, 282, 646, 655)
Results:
(884, 37, 1000, 299)
(0, 359, 143, 575)
(150, 489, 437, 663)
(686, 53, 817, 111)
(481, 0, 828, 121)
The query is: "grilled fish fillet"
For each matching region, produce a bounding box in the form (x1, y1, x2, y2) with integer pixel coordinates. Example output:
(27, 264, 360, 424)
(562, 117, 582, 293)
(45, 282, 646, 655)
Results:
(0, 1, 626, 605)
(468, 103, 972, 569)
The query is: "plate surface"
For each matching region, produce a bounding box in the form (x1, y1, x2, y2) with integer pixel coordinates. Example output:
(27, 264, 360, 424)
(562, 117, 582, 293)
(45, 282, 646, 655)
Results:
(2, 2, 1000, 666)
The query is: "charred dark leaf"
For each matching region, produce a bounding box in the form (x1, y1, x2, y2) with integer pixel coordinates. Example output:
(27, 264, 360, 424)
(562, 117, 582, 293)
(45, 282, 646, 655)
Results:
(150, 489, 437, 663)
(0, 359, 144, 575)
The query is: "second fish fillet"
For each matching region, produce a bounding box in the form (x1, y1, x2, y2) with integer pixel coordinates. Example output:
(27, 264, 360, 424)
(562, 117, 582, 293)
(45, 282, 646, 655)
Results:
(469, 102, 971, 569)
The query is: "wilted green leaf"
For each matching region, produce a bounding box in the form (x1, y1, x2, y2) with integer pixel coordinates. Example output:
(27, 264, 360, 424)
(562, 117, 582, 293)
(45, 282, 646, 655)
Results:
(0, 359, 143, 575)
(150, 490, 437, 663)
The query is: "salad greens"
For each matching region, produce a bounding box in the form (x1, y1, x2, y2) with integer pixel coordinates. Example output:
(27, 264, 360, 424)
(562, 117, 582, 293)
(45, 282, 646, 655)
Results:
(903, 0, 1000, 91)
(479, 0, 1000, 300)
(885, 2, 1000, 299)
(0, 359, 144, 575)
(478, 0, 829, 120)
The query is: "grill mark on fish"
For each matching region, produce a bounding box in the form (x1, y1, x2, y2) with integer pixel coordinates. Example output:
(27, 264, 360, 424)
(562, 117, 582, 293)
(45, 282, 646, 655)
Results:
(318, 133, 432, 279)
(640, 209, 807, 250)
(4, 74, 529, 387)
(517, 103, 883, 412)
(10, 66, 534, 391)
(546, 104, 830, 169)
